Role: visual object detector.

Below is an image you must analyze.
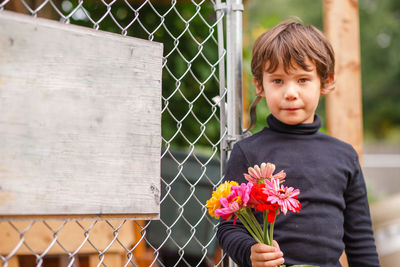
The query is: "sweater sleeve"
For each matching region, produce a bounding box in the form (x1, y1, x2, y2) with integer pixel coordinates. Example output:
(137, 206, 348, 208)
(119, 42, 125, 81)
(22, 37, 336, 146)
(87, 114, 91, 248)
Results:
(343, 155, 380, 267)
(216, 143, 257, 267)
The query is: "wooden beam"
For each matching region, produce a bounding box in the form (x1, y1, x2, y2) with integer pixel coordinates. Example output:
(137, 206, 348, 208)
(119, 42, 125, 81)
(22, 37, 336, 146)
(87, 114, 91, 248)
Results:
(132, 221, 155, 267)
(323, 0, 363, 158)
(0, 220, 135, 255)
(0, 257, 19, 267)
(323, 1, 362, 267)
(89, 253, 125, 267)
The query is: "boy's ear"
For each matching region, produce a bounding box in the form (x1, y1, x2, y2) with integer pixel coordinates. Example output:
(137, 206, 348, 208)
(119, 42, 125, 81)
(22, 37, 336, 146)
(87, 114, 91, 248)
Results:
(321, 73, 335, 95)
(253, 77, 265, 97)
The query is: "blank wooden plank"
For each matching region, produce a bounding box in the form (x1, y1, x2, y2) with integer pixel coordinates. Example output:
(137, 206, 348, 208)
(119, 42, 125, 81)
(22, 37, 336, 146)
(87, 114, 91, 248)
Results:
(323, 2, 362, 266)
(0, 11, 162, 218)
(323, 0, 363, 157)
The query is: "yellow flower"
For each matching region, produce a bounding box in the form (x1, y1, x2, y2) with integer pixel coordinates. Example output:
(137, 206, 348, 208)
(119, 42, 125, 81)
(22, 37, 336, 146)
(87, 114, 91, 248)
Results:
(206, 181, 238, 219)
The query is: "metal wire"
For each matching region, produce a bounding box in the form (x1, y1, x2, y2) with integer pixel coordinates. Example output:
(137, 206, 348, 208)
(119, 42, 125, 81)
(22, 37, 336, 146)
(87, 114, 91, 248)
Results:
(0, 0, 238, 266)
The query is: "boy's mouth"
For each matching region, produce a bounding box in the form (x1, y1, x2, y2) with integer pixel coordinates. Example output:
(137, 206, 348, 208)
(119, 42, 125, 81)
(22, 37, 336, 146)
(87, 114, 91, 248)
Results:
(283, 108, 300, 111)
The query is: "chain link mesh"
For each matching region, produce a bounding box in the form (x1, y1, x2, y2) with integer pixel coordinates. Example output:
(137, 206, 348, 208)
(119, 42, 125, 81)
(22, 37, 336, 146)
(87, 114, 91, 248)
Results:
(0, 0, 229, 266)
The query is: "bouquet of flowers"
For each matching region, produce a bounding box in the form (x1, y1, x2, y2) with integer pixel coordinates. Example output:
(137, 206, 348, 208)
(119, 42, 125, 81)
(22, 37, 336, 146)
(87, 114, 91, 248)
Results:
(206, 162, 318, 267)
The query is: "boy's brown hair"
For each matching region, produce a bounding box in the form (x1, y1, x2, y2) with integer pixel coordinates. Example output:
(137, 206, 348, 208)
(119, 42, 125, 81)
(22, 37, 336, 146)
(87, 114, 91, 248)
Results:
(251, 20, 335, 88)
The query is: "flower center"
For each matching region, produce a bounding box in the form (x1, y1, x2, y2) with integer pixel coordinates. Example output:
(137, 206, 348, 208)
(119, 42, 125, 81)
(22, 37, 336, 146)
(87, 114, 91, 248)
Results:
(232, 196, 243, 205)
(278, 188, 287, 199)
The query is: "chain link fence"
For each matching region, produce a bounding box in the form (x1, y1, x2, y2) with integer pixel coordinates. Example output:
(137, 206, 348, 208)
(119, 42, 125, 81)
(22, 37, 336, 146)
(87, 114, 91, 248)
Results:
(0, 0, 243, 266)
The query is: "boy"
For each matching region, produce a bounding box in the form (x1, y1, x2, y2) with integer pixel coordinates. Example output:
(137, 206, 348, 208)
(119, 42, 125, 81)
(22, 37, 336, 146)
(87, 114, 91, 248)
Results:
(216, 21, 380, 267)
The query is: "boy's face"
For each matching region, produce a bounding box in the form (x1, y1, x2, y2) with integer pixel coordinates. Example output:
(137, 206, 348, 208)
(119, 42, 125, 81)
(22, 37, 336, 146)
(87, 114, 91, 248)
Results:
(255, 59, 332, 125)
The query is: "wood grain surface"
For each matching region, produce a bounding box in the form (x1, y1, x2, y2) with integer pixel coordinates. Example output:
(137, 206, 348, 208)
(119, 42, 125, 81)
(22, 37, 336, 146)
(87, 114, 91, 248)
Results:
(0, 11, 163, 218)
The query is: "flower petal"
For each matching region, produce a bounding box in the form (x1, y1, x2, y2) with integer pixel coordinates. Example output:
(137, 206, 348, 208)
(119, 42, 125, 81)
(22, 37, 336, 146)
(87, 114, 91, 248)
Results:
(248, 167, 260, 179)
(272, 170, 286, 181)
(267, 210, 277, 223)
(265, 163, 276, 178)
(244, 173, 256, 183)
(260, 162, 267, 178)
(253, 165, 261, 178)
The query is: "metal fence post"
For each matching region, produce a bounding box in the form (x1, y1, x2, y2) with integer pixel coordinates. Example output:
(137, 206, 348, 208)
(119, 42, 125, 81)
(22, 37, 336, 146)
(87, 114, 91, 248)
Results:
(226, 0, 244, 151)
(225, 0, 244, 266)
(216, 0, 227, 181)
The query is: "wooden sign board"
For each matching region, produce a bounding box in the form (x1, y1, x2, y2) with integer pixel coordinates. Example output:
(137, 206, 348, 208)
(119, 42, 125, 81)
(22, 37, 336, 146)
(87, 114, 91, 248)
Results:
(0, 11, 163, 219)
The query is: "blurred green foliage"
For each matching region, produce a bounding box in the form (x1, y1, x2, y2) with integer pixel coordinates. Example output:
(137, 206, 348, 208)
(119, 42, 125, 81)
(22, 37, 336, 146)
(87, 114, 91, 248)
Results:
(359, 0, 400, 142)
(245, 0, 400, 143)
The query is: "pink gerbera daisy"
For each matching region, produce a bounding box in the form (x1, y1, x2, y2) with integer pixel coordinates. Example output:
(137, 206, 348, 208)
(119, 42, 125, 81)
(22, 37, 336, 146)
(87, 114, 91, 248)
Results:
(244, 162, 286, 183)
(215, 182, 253, 222)
(266, 179, 301, 215)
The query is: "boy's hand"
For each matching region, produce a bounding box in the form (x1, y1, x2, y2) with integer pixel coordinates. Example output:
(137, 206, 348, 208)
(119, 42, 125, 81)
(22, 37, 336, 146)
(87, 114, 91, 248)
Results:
(250, 240, 285, 267)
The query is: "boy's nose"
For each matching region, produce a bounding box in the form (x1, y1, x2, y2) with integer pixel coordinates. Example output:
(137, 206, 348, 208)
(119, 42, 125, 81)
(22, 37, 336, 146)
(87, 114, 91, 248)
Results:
(284, 84, 299, 100)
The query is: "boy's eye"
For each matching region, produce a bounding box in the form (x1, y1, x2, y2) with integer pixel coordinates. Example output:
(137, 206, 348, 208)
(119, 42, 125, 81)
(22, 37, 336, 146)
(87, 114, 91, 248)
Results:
(298, 78, 308, 83)
(272, 79, 283, 84)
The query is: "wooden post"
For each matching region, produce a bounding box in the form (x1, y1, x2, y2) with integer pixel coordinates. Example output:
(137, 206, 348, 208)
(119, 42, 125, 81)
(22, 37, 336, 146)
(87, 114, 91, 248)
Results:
(323, 0, 363, 157)
(242, 0, 254, 131)
(1, 257, 19, 267)
(4, 0, 27, 14)
(242, 7, 250, 130)
(89, 253, 125, 267)
(323, 1, 362, 267)
(132, 221, 155, 267)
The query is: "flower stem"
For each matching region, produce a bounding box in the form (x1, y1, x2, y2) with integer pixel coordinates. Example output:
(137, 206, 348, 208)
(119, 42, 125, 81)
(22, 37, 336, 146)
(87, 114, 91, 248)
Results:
(246, 208, 264, 241)
(242, 212, 264, 242)
(263, 210, 270, 245)
(269, 221, 275, 247)
(236, 213, 263, 243)
(269, 211, 278, 245)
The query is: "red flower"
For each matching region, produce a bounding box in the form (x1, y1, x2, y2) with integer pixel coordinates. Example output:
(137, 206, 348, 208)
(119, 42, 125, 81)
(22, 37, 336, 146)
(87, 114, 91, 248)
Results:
(248, 183, 281, 223)
(248, 183, 269, 208)
(256, 203, 280, 223)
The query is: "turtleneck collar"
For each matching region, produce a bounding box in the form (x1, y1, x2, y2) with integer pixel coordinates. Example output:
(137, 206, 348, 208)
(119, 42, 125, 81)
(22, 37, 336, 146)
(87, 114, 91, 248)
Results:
(266, 114, 321, 135)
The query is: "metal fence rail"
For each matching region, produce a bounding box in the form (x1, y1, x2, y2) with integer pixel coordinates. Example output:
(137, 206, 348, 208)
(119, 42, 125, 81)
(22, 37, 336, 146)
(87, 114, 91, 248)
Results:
(0, 0, 244, 266)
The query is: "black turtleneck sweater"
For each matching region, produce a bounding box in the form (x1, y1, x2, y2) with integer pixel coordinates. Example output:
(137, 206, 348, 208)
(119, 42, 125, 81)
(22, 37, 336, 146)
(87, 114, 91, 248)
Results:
(217, 115, 380, 267)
